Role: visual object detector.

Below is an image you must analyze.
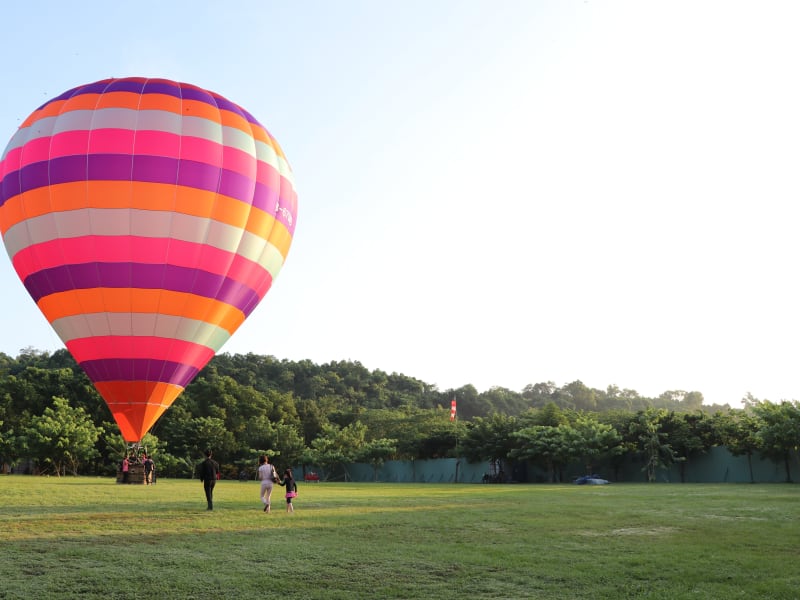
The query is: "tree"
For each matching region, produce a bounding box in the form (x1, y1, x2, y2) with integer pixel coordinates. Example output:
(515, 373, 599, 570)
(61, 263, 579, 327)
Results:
(750, 399, 800, 483)
(597, 410, 642, 480)
(560, 380, 597, 412)
(160, 415, 235, 477)
(713, 409, 761, 483)
(519, 402, 568, 428)
(521, 382, 557, 409)
(388, 410, 465, 460)
(305, 422, 367, 481)
(461, 414, 518, 468)
(260, 420, 307, 473)
(357, 438, 398, 481)
(416, 421, 463, 460)
(511, 425, 575, 483)
(447, 385, 482, 419)
(570, 414, 623, 475)
(477, 387, 527, 415)
(631, 409, 679, 482)
(24, 397, 102, 476)
(660, 411, 717, 482)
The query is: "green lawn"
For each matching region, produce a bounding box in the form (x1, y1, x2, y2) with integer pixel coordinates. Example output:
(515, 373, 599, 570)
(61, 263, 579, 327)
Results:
(0, 477, 797, 599)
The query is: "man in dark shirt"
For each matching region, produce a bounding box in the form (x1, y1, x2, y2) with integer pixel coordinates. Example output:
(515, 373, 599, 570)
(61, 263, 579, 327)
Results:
(199, 450, 220, 510)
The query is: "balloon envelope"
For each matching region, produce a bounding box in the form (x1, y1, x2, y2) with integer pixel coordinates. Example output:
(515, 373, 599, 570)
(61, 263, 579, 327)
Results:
(0, 78, 297, 442)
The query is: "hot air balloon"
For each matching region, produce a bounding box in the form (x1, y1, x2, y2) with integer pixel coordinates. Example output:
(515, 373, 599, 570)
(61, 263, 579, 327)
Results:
(0, 77, 297, 444)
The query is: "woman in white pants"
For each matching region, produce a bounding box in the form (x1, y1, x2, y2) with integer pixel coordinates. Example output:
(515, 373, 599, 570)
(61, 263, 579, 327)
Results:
(257, 455, 277, 513)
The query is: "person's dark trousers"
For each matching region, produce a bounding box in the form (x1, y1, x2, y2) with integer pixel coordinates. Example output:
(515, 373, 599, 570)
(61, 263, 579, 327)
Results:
(204, 481, 215, 510)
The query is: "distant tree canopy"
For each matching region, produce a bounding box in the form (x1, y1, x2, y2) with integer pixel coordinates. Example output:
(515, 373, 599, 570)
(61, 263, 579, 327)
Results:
(1, 348, 797, 482)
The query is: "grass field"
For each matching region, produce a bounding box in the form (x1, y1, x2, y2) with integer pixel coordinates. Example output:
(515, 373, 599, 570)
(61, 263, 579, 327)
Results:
(0, 477, 797, 599)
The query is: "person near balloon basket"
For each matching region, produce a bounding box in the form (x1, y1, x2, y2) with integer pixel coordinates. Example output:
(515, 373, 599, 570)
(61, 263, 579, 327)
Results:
(121, 455, 130, 484)
(143, 453, 155, 485)
(257, 455, 279, 513)
(279, 468, 298, 513)
(198, 450, 220, 510)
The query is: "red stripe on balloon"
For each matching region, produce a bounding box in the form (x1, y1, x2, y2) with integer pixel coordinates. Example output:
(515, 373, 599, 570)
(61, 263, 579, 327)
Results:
(67, 335, 214, 369)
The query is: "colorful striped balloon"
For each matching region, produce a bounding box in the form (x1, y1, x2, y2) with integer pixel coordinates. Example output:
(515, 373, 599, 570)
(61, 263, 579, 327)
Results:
(0, 78, 297, 442)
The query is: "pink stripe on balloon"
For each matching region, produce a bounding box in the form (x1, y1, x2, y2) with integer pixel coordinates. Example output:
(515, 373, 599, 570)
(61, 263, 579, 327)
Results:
(86, 129, 136, 155)
(1, 147, 21, 177)
(14, 129, 261, 178)
(221, 145, 257, 178)
(18, 137, 52, 167)
(13, 236, 270, 290)
(67, 335, 214, 369)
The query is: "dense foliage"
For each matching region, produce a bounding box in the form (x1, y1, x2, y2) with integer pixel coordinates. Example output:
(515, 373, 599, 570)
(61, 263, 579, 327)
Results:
(1, 348, 798, 482)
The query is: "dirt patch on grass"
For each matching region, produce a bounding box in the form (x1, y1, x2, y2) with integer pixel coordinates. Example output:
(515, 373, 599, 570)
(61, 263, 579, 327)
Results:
(579, 526, 676, 537)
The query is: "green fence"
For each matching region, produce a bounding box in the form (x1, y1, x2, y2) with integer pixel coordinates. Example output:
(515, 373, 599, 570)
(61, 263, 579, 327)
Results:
(311, 447, 800, 484)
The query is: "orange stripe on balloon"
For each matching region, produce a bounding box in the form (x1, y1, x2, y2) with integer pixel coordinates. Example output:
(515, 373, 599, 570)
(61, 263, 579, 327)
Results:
(1, 181, 271, 234)
(21, 92, 228, 128)
(95, 380, 184, 442)
(0, 191, 27, 234)
(267, 221, 293, 258)
(37, 289, 245, 333)
(93, 91, 146, 110)
(136, 92, 182, 113)
(179, 98, 222, 122)
(219, 109, 251, 134)
(20, 95, 97, 126)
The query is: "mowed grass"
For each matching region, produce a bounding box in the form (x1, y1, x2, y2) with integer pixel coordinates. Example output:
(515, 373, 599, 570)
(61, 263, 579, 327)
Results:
(0, 477, 797, 599)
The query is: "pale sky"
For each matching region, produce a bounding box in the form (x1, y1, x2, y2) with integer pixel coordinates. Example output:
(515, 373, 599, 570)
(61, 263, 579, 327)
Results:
(1, 1, 799, 406)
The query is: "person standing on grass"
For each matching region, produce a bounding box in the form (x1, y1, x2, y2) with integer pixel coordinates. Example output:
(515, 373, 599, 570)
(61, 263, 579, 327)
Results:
(143, 453, 155, 485)
(279, 468, 298, 513)
(199, 449, 220, 510)
(257, 455, 278, 513)
(256, 454, 278, 514)
(121, 455, 130, 484)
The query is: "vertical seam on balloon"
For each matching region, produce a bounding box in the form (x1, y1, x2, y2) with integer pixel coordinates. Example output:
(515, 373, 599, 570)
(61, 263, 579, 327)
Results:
(175, 82, 216, 388)
(132, 78, 151, 433)
(184, 88, 232, 362)
(246, 123, 278, 316)
(89, 80, 124, 398)
(48, 85, 111, 387)
(262, 134, 294, 310)
(150, 78, 187, 428)
(219, 99, 258, 337)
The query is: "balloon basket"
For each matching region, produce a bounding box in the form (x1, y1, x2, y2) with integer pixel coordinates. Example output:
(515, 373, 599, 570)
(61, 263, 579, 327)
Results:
(116, 445, 153, 484)
(116, 463, 148, 484)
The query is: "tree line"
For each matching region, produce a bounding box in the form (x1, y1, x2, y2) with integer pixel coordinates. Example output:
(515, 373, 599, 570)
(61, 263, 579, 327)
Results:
(0, 347, 798, 482)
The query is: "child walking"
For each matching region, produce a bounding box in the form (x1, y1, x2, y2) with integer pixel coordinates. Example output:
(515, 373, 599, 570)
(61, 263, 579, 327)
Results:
(279, 468, 298, 513)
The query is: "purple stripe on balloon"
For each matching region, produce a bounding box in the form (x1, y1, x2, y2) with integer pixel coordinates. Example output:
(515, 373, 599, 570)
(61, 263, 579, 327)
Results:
(251, 180, 274, 213)
(24, 263, 261, 315)
(0, 174, 19, 207)
(102, 79, 147, 95)
(80, 358, 199, 386)
(140, 80, 183, 98)
(36, 81, 100, 109)
(32, 78, 264, 128)
(2, 154, 269, 207)
(132, 155, 179, 185)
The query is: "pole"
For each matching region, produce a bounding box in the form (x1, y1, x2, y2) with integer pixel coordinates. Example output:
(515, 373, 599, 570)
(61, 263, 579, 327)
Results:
(453, 395, 460, 483)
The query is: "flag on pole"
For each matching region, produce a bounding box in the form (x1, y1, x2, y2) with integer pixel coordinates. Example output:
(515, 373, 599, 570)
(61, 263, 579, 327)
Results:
(450, 398, 457, 421)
